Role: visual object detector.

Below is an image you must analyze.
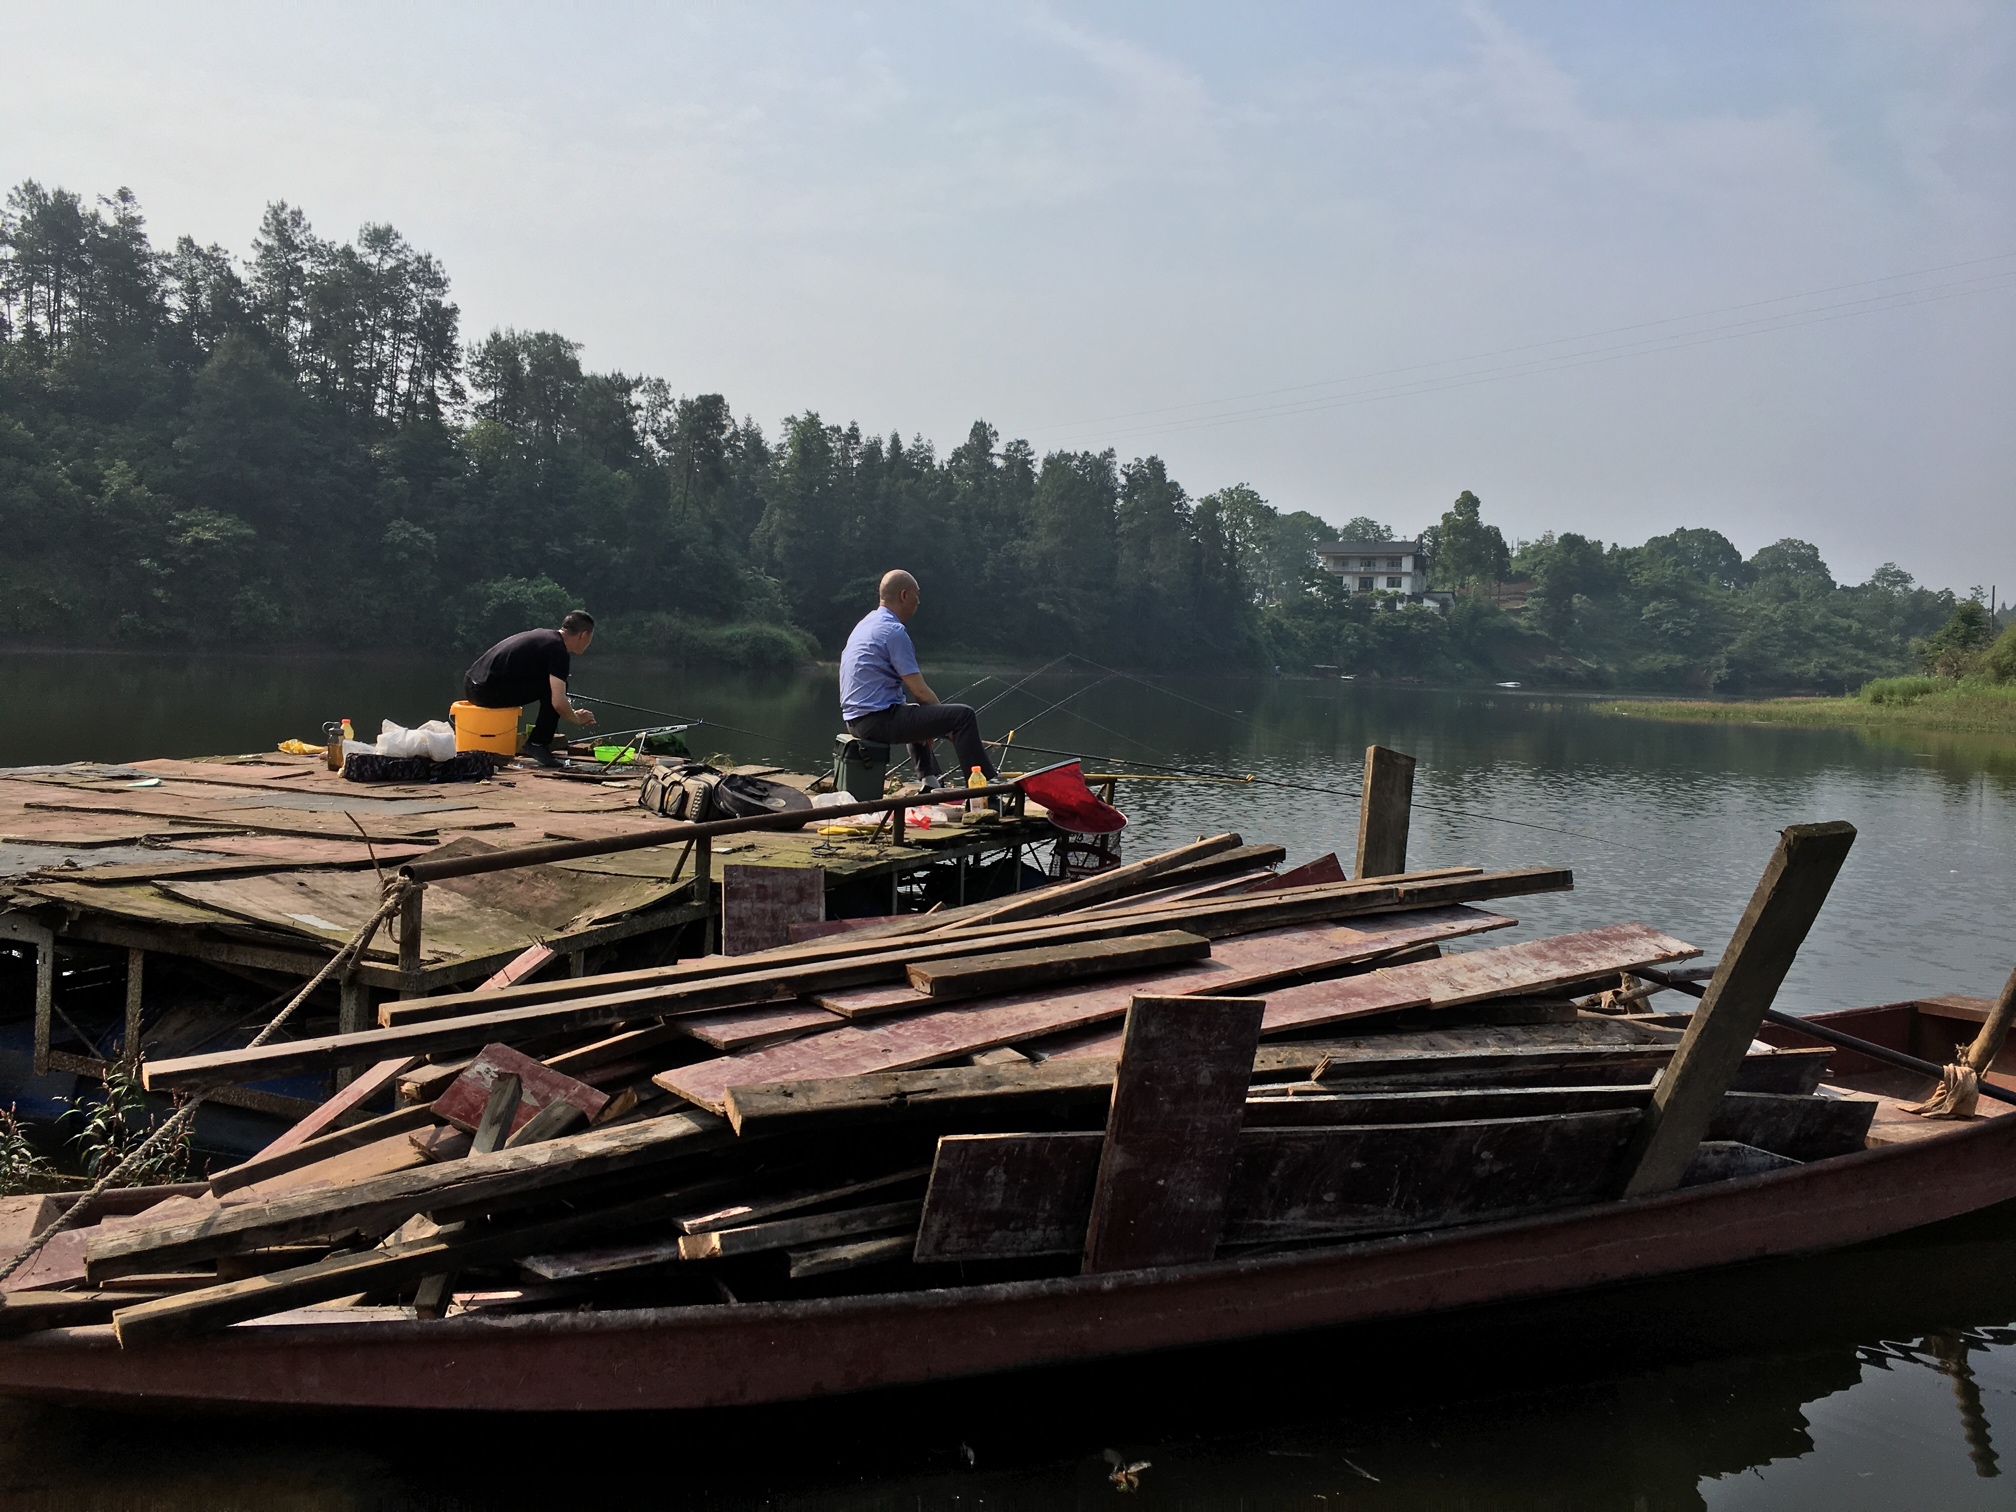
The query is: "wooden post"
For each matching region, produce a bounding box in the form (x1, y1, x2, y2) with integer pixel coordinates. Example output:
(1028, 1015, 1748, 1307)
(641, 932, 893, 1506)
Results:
(1082, 994, 1266, 1274)
(31, 929, 55, 1077)
(122, 948, 145, 1066)
(695, 836, 714, 954)
(1353, 745, 1416, 879)
(397, 882, 426, 980)
(1963, 963, 2016, 1074)
(338, 977, 373, 1037)
(1619, 820, 1856, 1197)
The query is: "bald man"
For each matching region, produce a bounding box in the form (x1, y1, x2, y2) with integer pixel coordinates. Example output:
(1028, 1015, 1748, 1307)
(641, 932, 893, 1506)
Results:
(840, 570, 997, 790)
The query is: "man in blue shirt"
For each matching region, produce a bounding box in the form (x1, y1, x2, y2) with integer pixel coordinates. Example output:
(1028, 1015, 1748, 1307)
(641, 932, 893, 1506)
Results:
(840, 570, 996, 789)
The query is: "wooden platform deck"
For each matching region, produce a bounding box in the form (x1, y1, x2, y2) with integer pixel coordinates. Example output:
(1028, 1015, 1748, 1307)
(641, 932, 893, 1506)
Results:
(0, 754, 1053, 1090)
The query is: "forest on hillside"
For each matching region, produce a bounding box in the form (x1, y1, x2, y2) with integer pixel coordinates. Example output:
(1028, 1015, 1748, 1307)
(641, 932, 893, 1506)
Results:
(0, 182, 1974, 691)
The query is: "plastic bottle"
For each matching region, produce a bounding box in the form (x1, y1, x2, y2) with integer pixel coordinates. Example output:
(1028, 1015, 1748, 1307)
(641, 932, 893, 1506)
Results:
(323, 721, 343, 771)
(966, 765, 987, 816)
(341, 717, 355, 743)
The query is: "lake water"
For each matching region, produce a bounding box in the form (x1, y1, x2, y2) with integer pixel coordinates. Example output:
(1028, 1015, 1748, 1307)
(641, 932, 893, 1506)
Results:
(3, 648, 2014, 1508)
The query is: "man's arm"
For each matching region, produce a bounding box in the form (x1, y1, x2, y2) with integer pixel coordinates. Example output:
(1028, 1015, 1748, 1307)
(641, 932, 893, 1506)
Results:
(899, 671, 939, 705)
(549, 674, 597, 727)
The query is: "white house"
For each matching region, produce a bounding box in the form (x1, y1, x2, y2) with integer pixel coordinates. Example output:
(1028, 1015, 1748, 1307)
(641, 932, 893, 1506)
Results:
(1313, 539, 1428, 598)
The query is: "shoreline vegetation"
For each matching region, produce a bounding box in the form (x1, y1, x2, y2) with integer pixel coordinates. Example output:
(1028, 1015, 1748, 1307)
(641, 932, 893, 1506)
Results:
(0, 179, 2002, 691)
(1598, 675, 2016, 739)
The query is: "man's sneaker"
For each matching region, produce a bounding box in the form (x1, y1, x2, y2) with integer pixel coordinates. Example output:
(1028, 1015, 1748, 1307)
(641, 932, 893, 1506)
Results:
(525, 744, 563, 769)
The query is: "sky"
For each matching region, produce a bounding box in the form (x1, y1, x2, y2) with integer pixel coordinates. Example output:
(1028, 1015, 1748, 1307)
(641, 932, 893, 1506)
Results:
(3, 1, 2012, 596)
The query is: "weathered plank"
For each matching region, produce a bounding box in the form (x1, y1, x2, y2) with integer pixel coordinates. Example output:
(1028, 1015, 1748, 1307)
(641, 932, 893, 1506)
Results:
(0, 1291, 154, 1339)
(209, 1104, 438, 1197)
(137, 868, 1568, 1090)
(1621, 821, 1856, 1197)
(658, 912, 1512, 1115)
(721, 864, 825, 956)
(1680, 1142, 1801, 1186)
(1221, 1112, 1639, 1243)
(787, 1233, 914, 1278)
(84, 1110, 730, 1282)
(914, 1132, 1104, 1261)
(915, 1112, 1642, 1262)
(109, 1182, 712, 1345)
(906, 930, 1212, 1001)
(1705, 1090, 1875, 1162)
(430, 1044, 609, 1138)
(678, 1001, 844, 1051)
(1254, 922, 1700, 1035)
(243, 1056, 418, 1169)
(1082, 996, 1264, 1273)
(676, 1200, 923, 1260)
(1241, 853, 1347, 894)
(1353, 746, 1415, 879)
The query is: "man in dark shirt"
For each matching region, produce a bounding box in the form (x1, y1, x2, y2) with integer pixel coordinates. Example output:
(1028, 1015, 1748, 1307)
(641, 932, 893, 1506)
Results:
(463, 611, 598, 767)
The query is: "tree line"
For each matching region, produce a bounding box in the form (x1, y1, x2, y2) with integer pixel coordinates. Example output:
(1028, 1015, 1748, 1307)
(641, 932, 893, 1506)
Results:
(0, 182, 1971, 690)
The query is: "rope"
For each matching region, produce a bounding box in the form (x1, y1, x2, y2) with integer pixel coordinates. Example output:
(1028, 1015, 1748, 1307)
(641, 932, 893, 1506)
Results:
(0, 878, 412, 1286)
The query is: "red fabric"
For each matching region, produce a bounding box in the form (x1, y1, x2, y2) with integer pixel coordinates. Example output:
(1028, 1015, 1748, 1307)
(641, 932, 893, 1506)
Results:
(1017, 760, 1127, 835)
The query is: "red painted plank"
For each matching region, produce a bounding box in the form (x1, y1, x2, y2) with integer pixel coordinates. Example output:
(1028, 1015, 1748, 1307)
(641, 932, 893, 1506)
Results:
(657, 909, 1511, 1114)
(1082, 996, 1265, 1273)
(248, 1056, 418, 1163)
(1240, 853, 1346, 894)
(476, 944, 556, 992)
(680, 1002, 845, 1051)
(433, 1044, 609, 1137)
(722, 865, 825, 956)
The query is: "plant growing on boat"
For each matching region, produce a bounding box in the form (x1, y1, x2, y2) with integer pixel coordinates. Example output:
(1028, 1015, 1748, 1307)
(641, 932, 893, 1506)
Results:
(62, 1063, 192, 1187)
(0, 1103, 50, 1196)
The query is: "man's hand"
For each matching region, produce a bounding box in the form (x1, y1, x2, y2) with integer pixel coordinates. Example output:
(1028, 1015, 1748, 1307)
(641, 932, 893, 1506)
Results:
(571, 706, 597, 728)
(550, 674, 597, 727)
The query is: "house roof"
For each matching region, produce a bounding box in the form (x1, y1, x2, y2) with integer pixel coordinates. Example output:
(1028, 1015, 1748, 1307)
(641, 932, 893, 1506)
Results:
(1314, 541, 1421, 556)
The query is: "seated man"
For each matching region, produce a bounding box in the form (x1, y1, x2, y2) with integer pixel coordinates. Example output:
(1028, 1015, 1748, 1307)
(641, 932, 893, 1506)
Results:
(463, 610, 598, 768)
(841, 571, 996, 790)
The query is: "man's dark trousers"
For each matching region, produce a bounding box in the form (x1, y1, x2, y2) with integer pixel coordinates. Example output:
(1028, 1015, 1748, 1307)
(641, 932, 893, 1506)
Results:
(465, 676, 559, 749)
(847, 703, 994, 783)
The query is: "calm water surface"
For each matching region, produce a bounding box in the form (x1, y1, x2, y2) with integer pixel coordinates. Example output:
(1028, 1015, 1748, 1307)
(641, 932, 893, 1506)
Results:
(2, 649, 2014, 1510)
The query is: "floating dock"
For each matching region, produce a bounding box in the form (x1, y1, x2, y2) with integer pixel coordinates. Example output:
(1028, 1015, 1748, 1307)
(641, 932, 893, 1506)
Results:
(0, 754, 1054, 1113)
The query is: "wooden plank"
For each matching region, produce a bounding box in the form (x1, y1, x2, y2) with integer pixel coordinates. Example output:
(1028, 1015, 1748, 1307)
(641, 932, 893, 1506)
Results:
(914, 1132, 1103, 1261)
(1253, 922, 1700, 1036)
(542, 1023, 685, 1079)
(432, 1044, 609, 1138)
(139, 871, 1569, 1088)
(676, 1200, 922, 1260)
(905, 931, 1212, 1000)
(920, 833, 1246, 931)
(1621, 821, 1856, 1197)
(477, 943, 556, 992)
(1242, 853, 1346, 894)
(84, 1110, 730, 1281)
(1082, 996, 1264, 1273)
(246, 1056, 419, 1165)
(657, 913, 1509, 1115)
(679, 1001, 844, 1051)
(721, 864, 825, 955)
(787, 1233, 913, 1278)
(1706, 1090, 1876, 1162)
(1353, 746, 1415, 879)
(916, 1112, 1644, 1261)
(231, 1130, 431, 1201)
(108, 1182, 718, 1345)
(1221, 1112, 1637, 1243)
(0, 1292, 155, 1339)
(209, 1104, 438, 1197)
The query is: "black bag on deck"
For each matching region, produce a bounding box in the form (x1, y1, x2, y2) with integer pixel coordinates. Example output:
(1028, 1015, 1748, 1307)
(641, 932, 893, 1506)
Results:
(712, 773, 814, 825)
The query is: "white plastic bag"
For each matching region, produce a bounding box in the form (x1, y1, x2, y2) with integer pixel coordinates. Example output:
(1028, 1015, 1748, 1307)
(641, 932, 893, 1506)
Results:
(377, 719, 458, 762)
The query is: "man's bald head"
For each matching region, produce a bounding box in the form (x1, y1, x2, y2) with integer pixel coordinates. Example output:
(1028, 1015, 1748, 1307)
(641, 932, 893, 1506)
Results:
(880, 570, 921, 621)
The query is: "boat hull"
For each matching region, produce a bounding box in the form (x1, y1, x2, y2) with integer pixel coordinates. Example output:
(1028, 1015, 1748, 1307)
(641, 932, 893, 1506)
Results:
(4, 1099, 2014, 1412)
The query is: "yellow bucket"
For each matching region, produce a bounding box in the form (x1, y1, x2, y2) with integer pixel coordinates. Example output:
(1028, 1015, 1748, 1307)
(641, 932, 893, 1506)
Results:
(451, 701, 520, 756)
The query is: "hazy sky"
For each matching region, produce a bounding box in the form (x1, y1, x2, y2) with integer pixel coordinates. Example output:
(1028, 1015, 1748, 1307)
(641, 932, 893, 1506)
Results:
(4, 2, 2012, 594)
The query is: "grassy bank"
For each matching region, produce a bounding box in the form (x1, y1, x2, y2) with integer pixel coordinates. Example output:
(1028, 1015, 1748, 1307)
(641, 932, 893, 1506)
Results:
(1596, 676, 2016, 737)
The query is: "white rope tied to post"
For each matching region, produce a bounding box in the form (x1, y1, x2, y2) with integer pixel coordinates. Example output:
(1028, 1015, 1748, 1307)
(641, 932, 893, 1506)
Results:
(0, 877, 414, 1286)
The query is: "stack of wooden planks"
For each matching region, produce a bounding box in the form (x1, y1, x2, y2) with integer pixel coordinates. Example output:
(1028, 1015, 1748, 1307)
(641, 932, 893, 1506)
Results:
(0, 837, 1882, 1349)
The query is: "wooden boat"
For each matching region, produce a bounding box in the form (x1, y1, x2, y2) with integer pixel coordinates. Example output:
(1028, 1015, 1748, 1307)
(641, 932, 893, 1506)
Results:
(1, 996, 2010, 1413)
